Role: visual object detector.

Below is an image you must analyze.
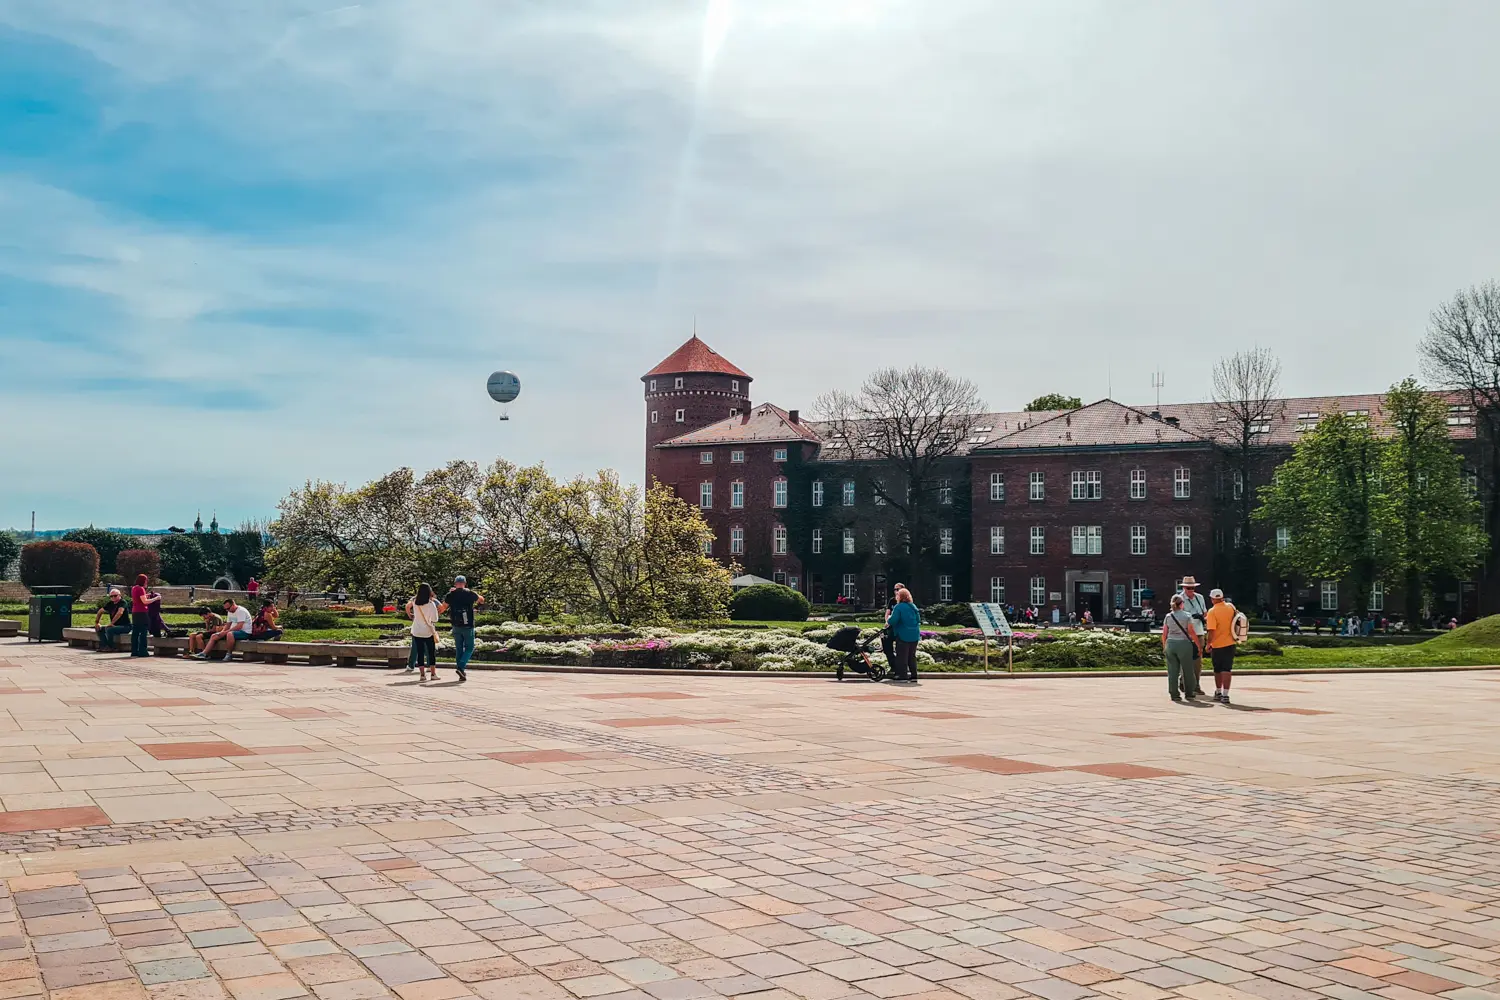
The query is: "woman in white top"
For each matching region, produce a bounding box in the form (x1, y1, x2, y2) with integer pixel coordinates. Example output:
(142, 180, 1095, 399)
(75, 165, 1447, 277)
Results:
(405, 583, 441, 681)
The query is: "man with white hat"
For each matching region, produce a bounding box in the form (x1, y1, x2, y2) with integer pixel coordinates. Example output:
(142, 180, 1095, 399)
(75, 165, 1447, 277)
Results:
(1175, 576, 1207, 698)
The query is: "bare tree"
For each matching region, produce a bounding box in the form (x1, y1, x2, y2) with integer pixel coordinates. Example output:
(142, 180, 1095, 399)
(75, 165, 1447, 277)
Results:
(1210, 348, 1282, 608)
(815, 367, 983, 596)
(1420, 280, 1500, 612)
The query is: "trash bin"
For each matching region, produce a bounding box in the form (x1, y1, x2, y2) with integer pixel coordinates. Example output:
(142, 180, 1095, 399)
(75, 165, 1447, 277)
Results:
(27, 586, 75, 642)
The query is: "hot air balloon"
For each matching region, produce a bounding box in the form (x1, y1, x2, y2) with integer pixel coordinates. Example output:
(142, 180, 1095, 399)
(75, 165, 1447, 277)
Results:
(486, 370, 520, 420)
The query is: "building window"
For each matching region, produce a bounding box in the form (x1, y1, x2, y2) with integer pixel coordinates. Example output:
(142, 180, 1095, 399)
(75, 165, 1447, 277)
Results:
(842, 574, 858, 600)
(730, 481, 744, 509)
(1130, 469, 1146, 500)
(1070, 470, 1102, 500)
(1174, 525, 1191, 556)
(700, 451, 713, 464)
(1030, 576, 1046, 606)
(1030, 526, 1045, 555)
(938, 575, 953, 601)
(729, 408, 740, 417)
(730, 450, 745, 464)
(874, 529, 887, 554)
(842, 481, 856, 506)
(774, 447, 788, 462)
(651, 410, 658, 424)
(1131, 577, 1147, 607)
(1321, 580, 1338, 611)
(939, 528, 953, 555)
(843, 529, 855, 555)
(730, 526, 744, 554)
(1233, 525, 1243, 549)
(1029, 472, 1045, 501)
(772, 479, 787, 508)
(872, 479, 886, 505)
(990, 472, 1005, 502)
(1130, 524, 1146, 555)
(731, 379, 739, 392)
(1369, 581, 1384, 612)
(699, 483, 713, 508)
(702, 537, 712, 556)
(812, 480, 824, 506)
(1276, 527, 1290, 550)
(990, 526, 1004, 555)
(675, 409, 685, 423)
(773, 524, 787, 555)
(649, 379, 657, 391)
(1174, 467, 1191, 499)
(674, 377, 684, 389)
(939, 479, 953, 505)
(1071, 525, 1102, 556)
(1232, 470, 1243, 500)
(989, 577, 1005, 603)
(811, 528, 822, 554)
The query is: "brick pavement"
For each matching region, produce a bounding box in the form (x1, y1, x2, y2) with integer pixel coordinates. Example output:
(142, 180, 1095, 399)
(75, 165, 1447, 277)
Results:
(2, 639, 1500, 999)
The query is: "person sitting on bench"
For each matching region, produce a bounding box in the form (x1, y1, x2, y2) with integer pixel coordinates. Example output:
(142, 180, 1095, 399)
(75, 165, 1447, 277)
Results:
(193, 598, 254, 660)
(187, 609, 226, 656)
(94, 589, 131, 652)
(251, 600, 283, 641)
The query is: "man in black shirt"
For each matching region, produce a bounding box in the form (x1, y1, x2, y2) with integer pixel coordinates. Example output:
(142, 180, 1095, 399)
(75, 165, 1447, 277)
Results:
(94, 589, 131, 652)
(439, 575, 484, 681)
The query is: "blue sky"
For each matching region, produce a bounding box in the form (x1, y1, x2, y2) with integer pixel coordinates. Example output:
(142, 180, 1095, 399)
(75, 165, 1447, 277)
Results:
(4, 1, 1500, 531)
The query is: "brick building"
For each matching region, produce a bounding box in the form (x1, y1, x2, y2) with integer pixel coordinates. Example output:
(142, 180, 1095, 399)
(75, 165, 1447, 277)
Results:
(644, 336, 1485, 619)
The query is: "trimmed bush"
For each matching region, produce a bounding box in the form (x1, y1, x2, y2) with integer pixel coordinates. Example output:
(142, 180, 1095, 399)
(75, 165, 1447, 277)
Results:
(277, 609, 343, 630)
(923, 602, 974, 627)
(116, 548, 162, 585)
(1237, 636, 1283, 656)
(729, 584, 811, 622)
(19, 541, 100, 597)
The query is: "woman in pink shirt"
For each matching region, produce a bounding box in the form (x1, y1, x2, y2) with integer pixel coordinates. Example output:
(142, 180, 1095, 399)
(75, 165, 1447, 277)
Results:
(129, 573, 160, 657)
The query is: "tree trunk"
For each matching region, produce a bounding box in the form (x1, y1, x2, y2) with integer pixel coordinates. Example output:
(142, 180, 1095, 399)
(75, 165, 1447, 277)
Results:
(1404, 567, 1422, 625)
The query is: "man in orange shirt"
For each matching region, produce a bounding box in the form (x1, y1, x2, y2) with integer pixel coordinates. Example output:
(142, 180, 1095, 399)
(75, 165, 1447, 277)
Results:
(1203, 588, 1238, 704)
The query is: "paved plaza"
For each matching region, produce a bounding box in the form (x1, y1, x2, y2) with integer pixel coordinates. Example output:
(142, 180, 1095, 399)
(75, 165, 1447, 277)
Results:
(2, 640, 1499, 1000)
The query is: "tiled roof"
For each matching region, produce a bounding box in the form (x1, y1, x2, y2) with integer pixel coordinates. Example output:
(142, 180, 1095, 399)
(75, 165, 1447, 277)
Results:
(658, 403, 821, 447)
(1148, 391, 1478, 446)
(975, 400, 1208, 452)
(643, 335, 751, 379)
(807, 410, 1067, 461)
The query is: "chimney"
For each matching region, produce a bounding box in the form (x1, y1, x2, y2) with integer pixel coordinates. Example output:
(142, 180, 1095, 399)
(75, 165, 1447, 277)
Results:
(1150, 410, 1162, 420)
(789, 410, 800, 424)
(741, 412, 750, 425)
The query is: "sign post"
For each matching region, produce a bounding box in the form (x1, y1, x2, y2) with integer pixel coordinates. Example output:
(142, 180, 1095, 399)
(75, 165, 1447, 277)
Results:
(969, 602, 1014, 675)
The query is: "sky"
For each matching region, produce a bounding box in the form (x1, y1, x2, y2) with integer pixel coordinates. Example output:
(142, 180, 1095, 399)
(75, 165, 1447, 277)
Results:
(3, 0, 1500, 531)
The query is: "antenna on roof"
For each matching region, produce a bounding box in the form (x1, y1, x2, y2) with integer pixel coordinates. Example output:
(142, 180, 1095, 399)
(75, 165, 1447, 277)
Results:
(1151, 370, 1165, 410)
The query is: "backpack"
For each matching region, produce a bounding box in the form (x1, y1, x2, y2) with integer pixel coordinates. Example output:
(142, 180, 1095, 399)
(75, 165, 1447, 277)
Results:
(1231, 610, 1250, 644)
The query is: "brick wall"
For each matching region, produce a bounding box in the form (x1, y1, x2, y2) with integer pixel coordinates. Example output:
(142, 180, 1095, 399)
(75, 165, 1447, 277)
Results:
(644, 373, 750, 486)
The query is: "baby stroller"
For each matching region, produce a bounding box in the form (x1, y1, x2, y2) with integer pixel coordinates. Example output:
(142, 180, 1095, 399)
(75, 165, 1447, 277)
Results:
(826, 626, 889, 682)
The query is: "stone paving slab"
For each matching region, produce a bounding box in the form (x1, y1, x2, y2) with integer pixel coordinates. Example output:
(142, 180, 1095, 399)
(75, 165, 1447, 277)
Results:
(1, 638, 1499, 999)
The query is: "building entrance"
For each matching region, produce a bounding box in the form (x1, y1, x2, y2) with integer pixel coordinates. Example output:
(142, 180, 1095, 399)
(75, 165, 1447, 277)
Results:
(1074, 581, 1104, 622)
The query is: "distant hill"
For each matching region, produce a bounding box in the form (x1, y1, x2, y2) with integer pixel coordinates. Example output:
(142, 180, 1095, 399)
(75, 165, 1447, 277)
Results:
(5, 528, 173, 539)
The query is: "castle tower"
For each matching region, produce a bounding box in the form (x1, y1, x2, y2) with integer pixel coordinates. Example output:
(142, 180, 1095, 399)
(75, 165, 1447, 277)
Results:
(643, 335, 752, 485)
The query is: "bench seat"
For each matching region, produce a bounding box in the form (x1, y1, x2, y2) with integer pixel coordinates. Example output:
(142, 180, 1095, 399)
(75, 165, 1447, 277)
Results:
(0, 619, 19, 638)
(62, 628, 409, 668)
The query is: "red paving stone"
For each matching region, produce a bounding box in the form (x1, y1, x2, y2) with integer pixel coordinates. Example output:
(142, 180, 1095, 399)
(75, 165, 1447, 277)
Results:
(595, 716, 735, 728)
(1068, 762, 1183, 779)
(1189, 730, 1275, 741)
(0, 806, 110, 832)
(483, 750, 599, 764)
(137, 741, 256, 760)
(932, 754, 1057, 775)
(883, 709, 977, 719)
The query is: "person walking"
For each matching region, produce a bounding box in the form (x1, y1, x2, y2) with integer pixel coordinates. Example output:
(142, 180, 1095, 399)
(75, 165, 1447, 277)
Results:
(439, 575, 484, 682)
(1204, 588, 1240, 703)
(94, 589, 131, 652)
(128, 574, 159, 657)
(1176, 576, 1208, 698)
(405, 584, 441, 682)
(887, 587, 922, 684)
(1161, 594, 1200, 702)
(246, 577, 260, 598)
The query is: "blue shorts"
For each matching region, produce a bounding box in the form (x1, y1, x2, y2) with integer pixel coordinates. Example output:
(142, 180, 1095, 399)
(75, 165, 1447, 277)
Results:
(230, 630, 253, 641)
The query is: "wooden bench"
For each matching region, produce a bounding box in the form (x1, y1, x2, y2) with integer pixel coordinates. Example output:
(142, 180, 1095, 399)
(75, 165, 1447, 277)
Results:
(0, 619, 18, 638)
(62, 628, 410, 668)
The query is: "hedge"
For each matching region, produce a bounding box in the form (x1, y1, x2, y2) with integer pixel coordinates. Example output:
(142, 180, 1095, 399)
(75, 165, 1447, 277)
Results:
(19, 541, 99, 597)
(729, 584, 811, 621)
(116, 548, 162, 585)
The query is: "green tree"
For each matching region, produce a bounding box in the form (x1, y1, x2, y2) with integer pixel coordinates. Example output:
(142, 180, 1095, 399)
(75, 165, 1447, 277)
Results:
(1382, 379, 1487, 621)
(473, 460, 578, 621)
(1255, 412, 1397, 614)
(0, 532, 19, 579)
(1025, 393, 1082, 411)
(61, 527, 132, 575)
(225, 528, 267, 586)
(156, 534, 206, 585)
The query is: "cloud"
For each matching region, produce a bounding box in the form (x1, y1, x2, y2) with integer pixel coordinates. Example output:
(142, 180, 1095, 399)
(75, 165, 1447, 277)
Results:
(3, 0, 1500, 530)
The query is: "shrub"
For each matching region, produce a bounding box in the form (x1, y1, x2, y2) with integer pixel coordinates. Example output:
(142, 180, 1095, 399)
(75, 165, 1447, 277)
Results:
(99, 573, 124, 587)
(116, 548, 162, 585)
(1238, 636, 1283, 656)
(730, 584, 811, 622)
(19, 541, 99, 597)
(1017, 631, 1161, 670)
(60, 528, 132, 576)
(923, 602, 974, 627)
(277, 609, 344, 630)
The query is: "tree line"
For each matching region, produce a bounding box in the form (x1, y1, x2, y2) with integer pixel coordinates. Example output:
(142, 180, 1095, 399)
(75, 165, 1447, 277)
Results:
(265, 461, 730, 623)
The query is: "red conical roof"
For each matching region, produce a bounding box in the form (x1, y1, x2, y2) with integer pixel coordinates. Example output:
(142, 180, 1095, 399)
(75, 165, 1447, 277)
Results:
(643, 335, 751, 380)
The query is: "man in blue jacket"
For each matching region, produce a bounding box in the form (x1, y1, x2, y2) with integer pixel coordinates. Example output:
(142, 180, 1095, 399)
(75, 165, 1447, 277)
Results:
(888, 588, 922, 684)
